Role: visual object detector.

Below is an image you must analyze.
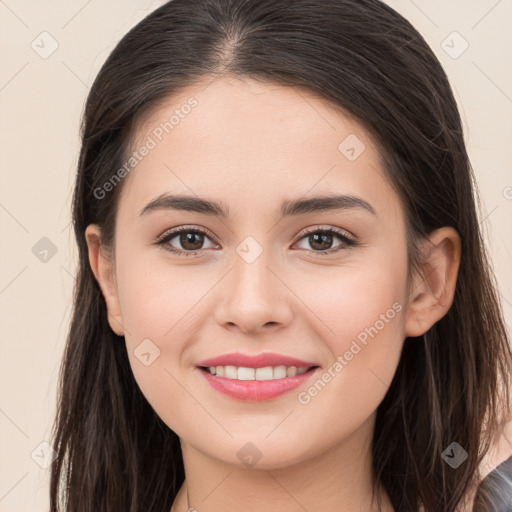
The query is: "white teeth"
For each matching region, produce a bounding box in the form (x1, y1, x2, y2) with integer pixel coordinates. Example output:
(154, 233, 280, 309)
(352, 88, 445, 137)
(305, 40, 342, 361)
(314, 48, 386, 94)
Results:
(237, 367, 255, 380)
(274, 365, 287, 379)
(255, 366, 274, 381)
(286, 366, 297, 377)
(206, 364, 312, 380)
(224, 365, 237, 379)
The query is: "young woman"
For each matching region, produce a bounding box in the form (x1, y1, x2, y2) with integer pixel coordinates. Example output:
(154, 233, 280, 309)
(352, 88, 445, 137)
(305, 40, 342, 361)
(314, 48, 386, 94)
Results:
(49, 0, 512, 510)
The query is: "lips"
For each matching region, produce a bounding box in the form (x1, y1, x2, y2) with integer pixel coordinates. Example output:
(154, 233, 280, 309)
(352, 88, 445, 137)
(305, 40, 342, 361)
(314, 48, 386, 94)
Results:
(196, 352, 318, 369)
(197, 364, 320, 401)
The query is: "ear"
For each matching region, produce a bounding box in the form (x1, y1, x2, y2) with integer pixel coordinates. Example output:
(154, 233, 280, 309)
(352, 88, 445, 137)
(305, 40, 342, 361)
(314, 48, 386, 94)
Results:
(404, 227, 461, 338)
(85, 224, 125, 336)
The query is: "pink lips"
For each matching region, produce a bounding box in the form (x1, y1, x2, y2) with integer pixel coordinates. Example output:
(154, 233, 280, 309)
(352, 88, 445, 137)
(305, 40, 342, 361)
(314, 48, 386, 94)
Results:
(196, 352, 320, 402)
(197, 352, 317, 369)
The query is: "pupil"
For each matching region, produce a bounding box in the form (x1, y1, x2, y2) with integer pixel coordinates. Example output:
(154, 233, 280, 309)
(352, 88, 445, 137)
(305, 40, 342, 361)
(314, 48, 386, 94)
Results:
(311, 233, 332, 250)
(181, 232, 203, 250)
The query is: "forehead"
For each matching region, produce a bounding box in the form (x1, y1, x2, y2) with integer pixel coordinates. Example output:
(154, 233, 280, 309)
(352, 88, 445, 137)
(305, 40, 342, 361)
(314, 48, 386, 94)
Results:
(118, 75, 401, 222)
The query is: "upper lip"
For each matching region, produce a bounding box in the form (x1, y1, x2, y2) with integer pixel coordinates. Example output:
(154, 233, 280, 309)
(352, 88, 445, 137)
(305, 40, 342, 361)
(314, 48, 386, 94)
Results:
(197, 352, 319, 369)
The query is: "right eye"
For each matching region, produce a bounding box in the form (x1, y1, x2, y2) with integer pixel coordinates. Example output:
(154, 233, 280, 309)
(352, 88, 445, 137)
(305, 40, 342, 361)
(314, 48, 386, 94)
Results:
(155, 226, 219, 256)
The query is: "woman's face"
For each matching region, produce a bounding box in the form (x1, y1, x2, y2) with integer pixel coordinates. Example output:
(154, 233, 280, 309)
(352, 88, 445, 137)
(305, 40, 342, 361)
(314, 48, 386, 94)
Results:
(89, 76, 415, 469)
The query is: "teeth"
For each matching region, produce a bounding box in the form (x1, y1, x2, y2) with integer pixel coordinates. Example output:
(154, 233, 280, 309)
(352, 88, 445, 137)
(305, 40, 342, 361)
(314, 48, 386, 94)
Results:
(238, 367, 255, 380)
(255, 366, 273, 380)
(206, 365, 311, 380)
(286, 366, 297, 377)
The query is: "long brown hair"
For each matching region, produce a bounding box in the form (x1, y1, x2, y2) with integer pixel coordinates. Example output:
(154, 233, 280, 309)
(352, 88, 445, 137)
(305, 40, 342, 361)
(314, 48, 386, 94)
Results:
(50, 0, 512, 510)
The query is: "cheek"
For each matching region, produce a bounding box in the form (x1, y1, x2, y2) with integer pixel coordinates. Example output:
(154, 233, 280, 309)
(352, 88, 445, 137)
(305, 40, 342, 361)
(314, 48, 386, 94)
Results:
(113, 254, 220, 410)
(115, 245, 211, 338)
(293, 250, 407, 393)
(275, 267, 407, 466)
(297, 250, 407, 349)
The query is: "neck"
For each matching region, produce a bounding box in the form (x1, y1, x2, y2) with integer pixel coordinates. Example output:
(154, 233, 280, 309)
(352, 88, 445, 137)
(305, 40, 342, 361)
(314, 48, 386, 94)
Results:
(171, 414, 394, 512)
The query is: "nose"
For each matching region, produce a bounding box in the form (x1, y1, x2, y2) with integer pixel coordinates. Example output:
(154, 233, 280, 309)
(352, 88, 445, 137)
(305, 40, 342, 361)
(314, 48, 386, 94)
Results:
(214, 248, 293, 335)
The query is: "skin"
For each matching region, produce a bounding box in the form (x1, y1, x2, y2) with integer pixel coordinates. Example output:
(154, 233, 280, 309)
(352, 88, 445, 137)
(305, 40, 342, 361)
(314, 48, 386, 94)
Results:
(85, 75, 461, 512)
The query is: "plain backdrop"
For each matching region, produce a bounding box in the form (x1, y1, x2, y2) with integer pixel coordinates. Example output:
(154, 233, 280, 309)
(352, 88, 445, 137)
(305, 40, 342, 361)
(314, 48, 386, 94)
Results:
(0, 1, 511, 510)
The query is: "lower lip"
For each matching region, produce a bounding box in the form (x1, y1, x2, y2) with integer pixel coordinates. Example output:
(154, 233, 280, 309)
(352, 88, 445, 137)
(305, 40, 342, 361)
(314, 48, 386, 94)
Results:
(197, 367, 319, 401)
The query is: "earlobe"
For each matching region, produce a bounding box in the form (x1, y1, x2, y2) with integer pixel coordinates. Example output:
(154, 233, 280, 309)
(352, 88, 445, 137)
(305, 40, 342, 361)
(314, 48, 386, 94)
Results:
(84, 224, 125, 337)
(404, 227, 461, 338)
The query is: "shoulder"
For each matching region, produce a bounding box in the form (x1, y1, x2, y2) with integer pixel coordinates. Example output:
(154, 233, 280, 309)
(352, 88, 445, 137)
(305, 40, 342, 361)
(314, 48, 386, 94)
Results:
(472, 420, 512, 511)
(473, 455, 512, 511)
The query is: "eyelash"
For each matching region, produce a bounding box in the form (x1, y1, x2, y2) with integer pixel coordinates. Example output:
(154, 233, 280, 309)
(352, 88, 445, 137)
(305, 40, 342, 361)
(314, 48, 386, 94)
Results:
(154, 225, 359, 257)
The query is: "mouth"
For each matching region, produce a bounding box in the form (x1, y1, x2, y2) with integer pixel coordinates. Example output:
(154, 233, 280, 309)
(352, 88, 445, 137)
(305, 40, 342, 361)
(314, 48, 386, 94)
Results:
(196, 352, 319, 371)
(196, 364, 321, 402)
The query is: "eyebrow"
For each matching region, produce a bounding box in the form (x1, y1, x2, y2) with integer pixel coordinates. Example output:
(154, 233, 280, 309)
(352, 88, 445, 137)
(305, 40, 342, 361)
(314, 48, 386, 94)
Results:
(139, 193, 376, 218)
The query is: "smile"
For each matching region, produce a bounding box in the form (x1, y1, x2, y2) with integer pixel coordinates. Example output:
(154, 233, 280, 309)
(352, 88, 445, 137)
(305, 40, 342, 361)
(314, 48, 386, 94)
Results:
(197, 365, 320, 401)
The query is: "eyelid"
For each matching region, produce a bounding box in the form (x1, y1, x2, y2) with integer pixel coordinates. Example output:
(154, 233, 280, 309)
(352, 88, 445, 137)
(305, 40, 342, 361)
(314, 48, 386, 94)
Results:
(296, 224, 356, 243)
(156, 224, 218, 244)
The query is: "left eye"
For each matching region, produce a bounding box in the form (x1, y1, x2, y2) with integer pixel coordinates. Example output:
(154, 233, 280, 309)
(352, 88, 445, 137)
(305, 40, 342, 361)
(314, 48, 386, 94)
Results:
(294, 228, 357, 254)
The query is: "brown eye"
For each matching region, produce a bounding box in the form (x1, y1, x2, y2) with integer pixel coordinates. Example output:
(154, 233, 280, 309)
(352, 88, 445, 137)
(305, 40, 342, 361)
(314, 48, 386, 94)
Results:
(294, 228, 357, 255)
(156, 226, 217, 256)
(176, 231, 205, 251)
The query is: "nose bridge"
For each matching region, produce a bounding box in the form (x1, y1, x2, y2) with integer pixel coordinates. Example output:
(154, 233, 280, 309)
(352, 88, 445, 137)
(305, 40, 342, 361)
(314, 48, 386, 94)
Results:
(214, 236, 292, 333)
(233, 244, 275, 301)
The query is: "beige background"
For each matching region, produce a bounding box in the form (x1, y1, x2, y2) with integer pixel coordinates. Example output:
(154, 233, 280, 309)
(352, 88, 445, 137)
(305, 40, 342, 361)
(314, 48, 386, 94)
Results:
(0, 1, 511, 510)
